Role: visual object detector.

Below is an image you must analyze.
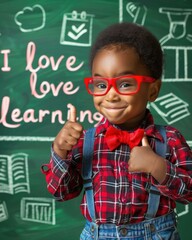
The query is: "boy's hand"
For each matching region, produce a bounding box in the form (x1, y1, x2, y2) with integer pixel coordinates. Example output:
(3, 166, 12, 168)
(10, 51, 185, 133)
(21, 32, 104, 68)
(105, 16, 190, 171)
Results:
(53, 104, 83, 159)
(128, 135, 166, 183)
(128, 135, 154, 173)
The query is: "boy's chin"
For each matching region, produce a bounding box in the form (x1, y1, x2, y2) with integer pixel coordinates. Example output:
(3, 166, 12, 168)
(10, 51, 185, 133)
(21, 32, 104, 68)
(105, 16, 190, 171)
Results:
(108, 119, 125, 126)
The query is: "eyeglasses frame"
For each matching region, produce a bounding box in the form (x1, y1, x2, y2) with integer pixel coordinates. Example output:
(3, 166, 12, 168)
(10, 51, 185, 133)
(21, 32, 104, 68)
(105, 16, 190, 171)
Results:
(84, 75, 156, 96)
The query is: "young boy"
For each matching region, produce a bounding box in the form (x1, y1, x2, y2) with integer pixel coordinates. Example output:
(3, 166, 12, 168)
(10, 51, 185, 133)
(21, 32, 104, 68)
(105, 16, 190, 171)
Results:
(42, 23, 192, 239)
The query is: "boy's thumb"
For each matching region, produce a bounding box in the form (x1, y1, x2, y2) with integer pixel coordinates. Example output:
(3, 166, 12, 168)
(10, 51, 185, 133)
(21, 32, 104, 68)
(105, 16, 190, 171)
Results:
(141, 135, 149, 147)
(68, 104, 76, 122)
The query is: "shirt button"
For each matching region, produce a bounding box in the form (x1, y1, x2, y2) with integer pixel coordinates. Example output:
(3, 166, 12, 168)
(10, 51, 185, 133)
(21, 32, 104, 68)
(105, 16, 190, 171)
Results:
(121, 196, 128, 203)
(120, 161, 128, 170)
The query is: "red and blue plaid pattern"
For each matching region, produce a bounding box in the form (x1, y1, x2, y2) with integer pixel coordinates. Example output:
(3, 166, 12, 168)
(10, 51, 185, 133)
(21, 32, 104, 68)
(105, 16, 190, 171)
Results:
(42, 110, 192, 224)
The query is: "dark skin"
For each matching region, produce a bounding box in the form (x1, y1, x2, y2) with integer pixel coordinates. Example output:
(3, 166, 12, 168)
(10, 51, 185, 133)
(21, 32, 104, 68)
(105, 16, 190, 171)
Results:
(53, 47, 167, 184)
(92, 47, 159, 130)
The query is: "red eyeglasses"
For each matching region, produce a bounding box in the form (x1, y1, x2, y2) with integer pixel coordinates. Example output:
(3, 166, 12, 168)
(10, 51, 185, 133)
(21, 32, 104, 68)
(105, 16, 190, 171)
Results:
(84, 75, 156, 96)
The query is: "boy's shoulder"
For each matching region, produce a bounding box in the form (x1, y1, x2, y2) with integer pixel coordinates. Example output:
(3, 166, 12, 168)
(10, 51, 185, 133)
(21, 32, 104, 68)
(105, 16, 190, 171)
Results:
(155, 124, 185, 141)
(158, 125, 189, 149)
(155, 124, 179, 133)
(159, 125, 182, 136)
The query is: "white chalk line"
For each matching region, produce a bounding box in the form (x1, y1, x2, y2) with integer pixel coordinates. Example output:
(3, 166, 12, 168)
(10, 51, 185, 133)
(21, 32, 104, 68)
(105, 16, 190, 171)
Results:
(0, 136, 55, 142)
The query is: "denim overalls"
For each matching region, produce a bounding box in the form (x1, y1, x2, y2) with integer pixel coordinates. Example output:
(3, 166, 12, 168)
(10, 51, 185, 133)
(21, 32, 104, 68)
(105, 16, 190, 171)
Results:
(80, 126, 180, 240)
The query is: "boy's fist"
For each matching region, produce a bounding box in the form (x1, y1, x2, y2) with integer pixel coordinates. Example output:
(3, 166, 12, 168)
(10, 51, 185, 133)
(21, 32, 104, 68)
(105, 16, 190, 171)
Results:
(53, 104, 83, 159)
(128, 135, 167, 183)
(128, 135, 154, 173)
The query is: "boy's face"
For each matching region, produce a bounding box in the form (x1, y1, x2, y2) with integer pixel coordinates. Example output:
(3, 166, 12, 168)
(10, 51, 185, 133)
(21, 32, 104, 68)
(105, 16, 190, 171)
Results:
(92, 47, 161, 129)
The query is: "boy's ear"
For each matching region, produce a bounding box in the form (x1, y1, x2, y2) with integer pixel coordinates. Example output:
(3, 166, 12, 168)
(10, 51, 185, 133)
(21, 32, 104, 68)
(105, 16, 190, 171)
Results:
(148, 79, 161, 102)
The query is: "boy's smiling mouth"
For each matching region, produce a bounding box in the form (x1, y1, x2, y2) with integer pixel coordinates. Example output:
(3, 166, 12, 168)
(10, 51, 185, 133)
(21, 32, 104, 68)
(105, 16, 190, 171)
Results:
(103, 105, 127, 111)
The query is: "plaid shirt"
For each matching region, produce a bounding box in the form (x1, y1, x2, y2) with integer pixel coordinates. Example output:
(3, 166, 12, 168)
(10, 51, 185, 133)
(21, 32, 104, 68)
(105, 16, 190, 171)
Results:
(42, 110, 192, 225)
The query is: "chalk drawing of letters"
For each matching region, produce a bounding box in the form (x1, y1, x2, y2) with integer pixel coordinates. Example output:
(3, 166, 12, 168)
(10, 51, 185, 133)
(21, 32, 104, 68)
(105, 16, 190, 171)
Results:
(14, 4, 46, 32)
(20, 198, 55, 225)
(119, 0, 147, 25)
(150, 93, 190, 124)
(0, 153, 30, 194)
(159, 8, 192, 82)
(0, 201, 8, 222)
(60, 11, 94, 46)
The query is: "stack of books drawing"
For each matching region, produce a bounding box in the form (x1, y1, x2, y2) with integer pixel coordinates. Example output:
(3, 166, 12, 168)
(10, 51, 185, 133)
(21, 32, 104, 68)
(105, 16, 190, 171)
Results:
(150, 93, 190, 124)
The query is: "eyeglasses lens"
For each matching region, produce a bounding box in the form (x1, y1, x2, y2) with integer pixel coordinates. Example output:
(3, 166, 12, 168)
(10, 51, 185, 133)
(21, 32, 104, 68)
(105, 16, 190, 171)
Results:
(116, 77, 138, 94)
(88, 77, 138, 95)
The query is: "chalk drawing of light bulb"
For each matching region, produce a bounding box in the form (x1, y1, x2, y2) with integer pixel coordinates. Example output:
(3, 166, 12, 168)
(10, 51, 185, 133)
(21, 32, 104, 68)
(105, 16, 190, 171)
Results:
(159, 8, 192, 82)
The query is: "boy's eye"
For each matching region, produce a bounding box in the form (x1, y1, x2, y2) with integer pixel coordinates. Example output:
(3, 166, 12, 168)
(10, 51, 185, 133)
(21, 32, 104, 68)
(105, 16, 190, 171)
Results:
(119, 82, 132, 88)
(93, 79, 107, 89)
(96, 83, 107, 89)
(118, 78, 135, 88)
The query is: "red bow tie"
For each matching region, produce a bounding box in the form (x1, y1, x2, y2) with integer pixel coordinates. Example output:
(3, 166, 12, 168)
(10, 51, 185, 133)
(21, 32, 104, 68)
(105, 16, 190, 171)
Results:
(105, 126, 144, 151)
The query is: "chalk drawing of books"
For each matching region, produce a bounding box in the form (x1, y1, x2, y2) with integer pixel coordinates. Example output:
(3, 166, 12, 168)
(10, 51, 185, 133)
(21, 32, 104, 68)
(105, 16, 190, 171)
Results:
(0, 153, 30, 194)
(0, 201, 8, 222)
(21, 198, 55, 225)
(60, 11, 94, 46)
(150, 93, 190, 124)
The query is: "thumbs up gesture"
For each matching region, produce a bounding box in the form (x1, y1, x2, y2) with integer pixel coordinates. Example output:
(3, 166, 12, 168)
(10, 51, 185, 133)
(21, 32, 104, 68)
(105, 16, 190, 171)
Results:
(128, 135, 154, 173)
(53, 104, 83, 159)
(128, 135, 166, 183)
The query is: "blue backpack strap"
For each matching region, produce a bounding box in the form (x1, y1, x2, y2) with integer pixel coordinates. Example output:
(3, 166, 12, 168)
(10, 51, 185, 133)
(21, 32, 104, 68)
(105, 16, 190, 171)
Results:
(145, 124, 167, 219)
(82, 127, 96, 222)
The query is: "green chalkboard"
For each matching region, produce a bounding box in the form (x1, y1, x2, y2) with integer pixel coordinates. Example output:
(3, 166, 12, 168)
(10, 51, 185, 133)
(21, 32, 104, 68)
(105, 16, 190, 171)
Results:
(0, 0, 192, 239)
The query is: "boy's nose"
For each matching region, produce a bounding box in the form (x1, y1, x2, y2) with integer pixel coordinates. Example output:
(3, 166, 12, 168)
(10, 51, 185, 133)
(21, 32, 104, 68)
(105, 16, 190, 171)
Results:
(105, 86, 119, 101)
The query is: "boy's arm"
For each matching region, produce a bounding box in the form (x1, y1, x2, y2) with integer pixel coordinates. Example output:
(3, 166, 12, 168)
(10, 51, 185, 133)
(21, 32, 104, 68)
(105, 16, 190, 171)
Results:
(128, 128, 192, 203)
(153, 127, 192, 203)
(41, 104, 84, 201)
(151, 128, 192, 203)
(41, 147, 83, 201)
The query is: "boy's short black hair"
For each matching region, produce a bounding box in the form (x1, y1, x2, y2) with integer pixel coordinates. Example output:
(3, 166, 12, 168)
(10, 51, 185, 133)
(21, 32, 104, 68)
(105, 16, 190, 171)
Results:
(90, 22, 163, 79)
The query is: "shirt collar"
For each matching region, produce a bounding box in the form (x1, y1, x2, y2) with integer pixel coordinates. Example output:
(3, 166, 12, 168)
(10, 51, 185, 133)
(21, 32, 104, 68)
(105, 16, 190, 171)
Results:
(95, 109, 164, 142)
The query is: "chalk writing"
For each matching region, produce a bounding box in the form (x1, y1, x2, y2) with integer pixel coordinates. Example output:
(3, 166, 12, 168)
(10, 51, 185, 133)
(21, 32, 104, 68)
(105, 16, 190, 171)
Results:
(0, 96, 103, 128)
(29, 73, 79, 98)
(26, 42, 84, 73)
(1, 49, 11, 72)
